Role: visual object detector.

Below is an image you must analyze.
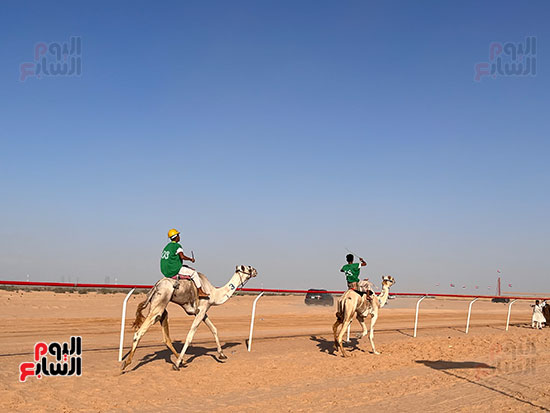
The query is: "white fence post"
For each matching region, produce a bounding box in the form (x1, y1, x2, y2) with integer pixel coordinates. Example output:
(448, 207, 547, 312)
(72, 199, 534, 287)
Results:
(465, 297, 479, 334)
(506, 299, 517, 331)
(248, 292, 264, 352)
(118, 288, 135, 362)
(414, 296, 427, 338)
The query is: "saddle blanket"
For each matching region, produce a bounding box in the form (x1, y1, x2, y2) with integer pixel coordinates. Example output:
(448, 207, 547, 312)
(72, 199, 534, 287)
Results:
(171, 275, 192, 280)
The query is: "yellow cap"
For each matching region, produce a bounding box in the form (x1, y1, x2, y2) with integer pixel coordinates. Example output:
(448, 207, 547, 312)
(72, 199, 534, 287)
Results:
(168, 229, 180, 239)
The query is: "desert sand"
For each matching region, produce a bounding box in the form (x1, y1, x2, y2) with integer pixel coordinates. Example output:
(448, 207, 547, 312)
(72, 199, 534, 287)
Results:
(1, 289, 549, 412)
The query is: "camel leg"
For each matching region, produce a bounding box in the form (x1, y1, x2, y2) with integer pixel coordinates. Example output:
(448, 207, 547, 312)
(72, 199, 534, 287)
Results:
(174, 309, 207, 369)
(160, 311, 180, 358)
(336, 318, 353, 357)
(332, 319, 342, 344)
(356, 314, 368, 339)
(369, 313, 380, 355)
(121, 306, 165, 371)
(332, 318, 344, 355)
(203, 315, 227, 360)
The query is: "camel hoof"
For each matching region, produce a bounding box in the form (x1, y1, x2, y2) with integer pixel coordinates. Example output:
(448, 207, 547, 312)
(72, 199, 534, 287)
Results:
(373, 351, 380, 355)
(172, 364, 180, 371)
(219, 353, 228, 360)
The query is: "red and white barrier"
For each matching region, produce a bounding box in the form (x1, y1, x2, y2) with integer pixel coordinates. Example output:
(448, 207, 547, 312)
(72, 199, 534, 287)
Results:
(506, 299, 518, 331)
(248, 292, 264, 352)
(465, 298, 479, 334)
(1, 280, 547, 346)
(118, 288, 135, 362)
(414, 296, 429, 338)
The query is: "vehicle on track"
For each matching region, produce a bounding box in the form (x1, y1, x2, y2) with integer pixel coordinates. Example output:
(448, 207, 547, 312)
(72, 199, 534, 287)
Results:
(304, 289, 334, 306)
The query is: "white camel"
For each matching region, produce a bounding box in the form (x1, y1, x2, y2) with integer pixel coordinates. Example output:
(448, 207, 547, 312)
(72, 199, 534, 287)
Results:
(332, 275, 395, 357)
(121, 265, 258, 372)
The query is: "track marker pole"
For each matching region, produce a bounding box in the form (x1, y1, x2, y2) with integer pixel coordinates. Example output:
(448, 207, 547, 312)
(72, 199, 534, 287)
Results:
(506, 299, 517, 331)
(414, 296, 427, 338)
(118, 288, 135, 362)
(248, 292, 264, 352)
(465, 297, 479, 334)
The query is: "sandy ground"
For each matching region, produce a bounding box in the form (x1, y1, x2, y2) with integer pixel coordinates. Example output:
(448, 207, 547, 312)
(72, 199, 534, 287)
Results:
(1, 290, 549, 412)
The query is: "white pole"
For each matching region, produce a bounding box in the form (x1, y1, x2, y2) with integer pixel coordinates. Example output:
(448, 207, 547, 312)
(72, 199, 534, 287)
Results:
(506, 299, 517, 331)
(118, 288, 135, 362)
(465, 297, 479, 334)
(248, 292, 264, 352)
(414, 296, 427, 338)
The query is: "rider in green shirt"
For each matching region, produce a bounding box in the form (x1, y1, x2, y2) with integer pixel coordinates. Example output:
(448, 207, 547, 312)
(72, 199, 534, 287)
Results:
(340, 253, 367, 290)
(161, 228, 209, 299)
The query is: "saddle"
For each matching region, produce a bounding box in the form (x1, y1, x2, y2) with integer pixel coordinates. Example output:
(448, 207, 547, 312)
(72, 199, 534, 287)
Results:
(170, 275, 192, 292)
(352, 289, 373, 300)
(171, 275, 192, 281)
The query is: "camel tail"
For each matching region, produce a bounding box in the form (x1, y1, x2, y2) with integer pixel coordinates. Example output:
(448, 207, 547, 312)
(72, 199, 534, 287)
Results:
(132, 286, 156, 330)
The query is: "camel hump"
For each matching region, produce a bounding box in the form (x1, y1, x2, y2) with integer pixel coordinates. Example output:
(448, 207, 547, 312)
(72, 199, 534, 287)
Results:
(170, 280, 199, 305)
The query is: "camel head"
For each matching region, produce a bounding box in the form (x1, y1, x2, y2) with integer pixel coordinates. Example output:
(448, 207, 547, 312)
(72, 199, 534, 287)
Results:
(235, 265, 258, 282)
(381, 275, 395, 288)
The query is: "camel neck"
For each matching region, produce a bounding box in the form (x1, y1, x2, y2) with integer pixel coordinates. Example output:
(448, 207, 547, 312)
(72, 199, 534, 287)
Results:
(210, 271, 245, 305)
(377, 286, 390, 307)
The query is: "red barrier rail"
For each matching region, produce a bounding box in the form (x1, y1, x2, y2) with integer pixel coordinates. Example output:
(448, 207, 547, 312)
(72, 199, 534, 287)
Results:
(0, 280, 152, 289)
(0, 280, 548, 301)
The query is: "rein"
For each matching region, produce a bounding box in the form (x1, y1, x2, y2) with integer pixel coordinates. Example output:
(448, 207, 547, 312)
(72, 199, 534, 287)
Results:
(235, 269, 254, 289)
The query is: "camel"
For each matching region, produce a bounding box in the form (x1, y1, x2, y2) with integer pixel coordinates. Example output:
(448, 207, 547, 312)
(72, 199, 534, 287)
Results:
(332, 275, 395, 357)
(121, 265, 258, 372)
(542, 301, 550, 327)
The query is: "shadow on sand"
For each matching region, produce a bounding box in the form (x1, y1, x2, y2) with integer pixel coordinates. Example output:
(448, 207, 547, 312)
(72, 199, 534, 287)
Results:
(309, 335, 365, 356)
(416, 360, 495, 370)
(127, 341, 241, 372)
(416, 360, 549, 411)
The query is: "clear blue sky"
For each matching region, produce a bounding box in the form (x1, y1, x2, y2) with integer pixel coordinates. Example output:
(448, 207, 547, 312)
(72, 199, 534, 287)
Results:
(1, 1, 549, 293)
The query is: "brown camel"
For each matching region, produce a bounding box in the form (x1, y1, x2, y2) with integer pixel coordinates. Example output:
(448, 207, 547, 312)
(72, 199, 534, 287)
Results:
(332, 275, 395, 357)
(542, 301, 550, 327)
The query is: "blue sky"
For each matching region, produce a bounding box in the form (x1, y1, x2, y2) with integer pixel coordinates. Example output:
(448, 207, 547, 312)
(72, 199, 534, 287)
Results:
(1, 1, 549, 293)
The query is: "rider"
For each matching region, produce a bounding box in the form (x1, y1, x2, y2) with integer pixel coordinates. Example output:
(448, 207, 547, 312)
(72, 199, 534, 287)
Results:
(340, 253, 367, 291)
(161, 229, 209, 299)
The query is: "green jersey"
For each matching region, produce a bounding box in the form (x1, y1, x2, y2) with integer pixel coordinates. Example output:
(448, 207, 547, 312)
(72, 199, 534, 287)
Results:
(341, 263, 361, 283)
(160, 242, 183, 277)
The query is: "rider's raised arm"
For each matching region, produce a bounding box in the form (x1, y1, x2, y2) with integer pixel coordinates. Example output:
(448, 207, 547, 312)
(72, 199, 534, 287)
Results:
(178, 251, 195, 263)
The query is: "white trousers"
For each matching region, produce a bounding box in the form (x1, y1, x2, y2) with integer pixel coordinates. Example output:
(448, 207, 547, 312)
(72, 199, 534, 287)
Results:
(178, 265, 202, 289)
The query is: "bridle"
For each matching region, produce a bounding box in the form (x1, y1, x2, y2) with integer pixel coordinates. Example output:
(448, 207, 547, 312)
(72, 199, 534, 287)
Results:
(236, 268, 255, 289)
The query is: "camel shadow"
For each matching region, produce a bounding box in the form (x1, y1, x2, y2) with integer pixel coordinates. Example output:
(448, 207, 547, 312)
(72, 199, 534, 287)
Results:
(310, 335, 364, 356)
(416, 360, 495, 370)
(416, 359, 548, 410)
(310, 335, 337, 355)
(129, 341, 241, 372)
